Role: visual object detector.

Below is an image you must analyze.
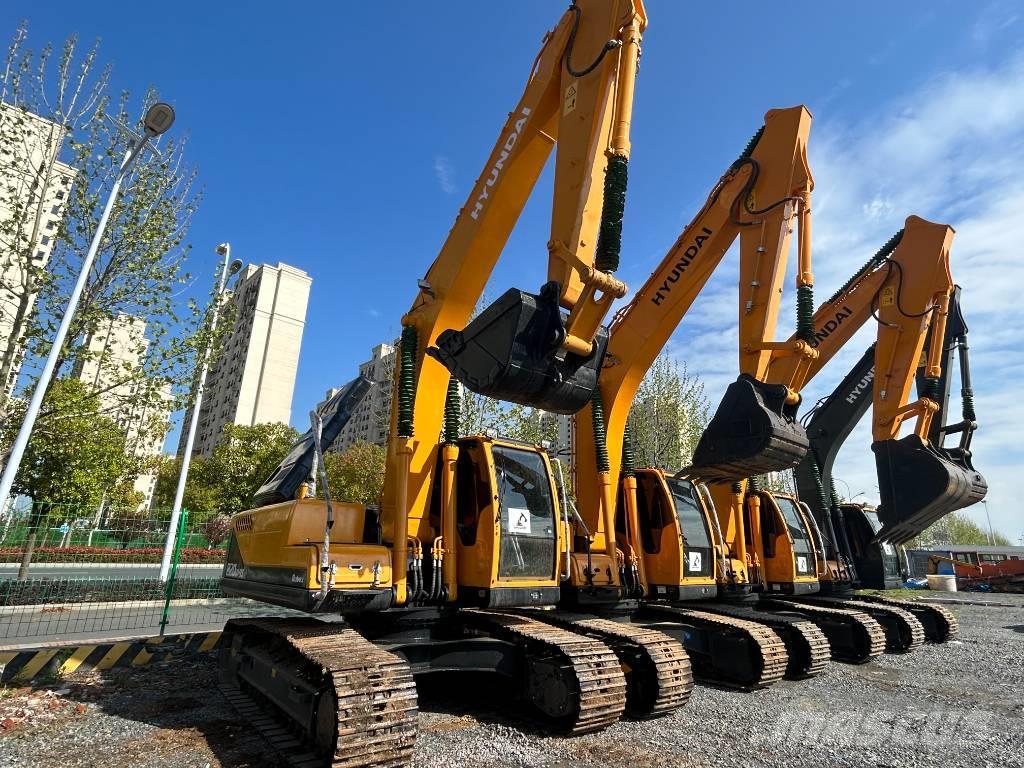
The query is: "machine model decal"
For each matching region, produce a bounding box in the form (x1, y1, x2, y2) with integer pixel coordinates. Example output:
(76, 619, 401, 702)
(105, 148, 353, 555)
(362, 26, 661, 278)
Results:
(650, 227, 714, 306)
(509, 507, 532, 534)
(688, 551, 702, 572)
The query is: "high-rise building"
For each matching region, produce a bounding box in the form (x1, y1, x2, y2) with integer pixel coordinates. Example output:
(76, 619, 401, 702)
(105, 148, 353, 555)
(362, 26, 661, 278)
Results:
(0, 103, 76, 396)
(318, 342, 395, 451)
(72, 313, 173, 509)
(181, 261, 312, 457)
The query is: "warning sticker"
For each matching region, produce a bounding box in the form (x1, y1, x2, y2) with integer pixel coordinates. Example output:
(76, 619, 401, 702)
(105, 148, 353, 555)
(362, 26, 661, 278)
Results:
(563, 81, 578, 115)
(509, 508, 532, 535)
(882, 542, 895, 556)
(797, 556, 808, 573)
(688, 551, 703, 572)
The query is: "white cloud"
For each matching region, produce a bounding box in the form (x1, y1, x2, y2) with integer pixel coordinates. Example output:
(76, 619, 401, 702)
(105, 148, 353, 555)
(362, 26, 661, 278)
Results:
(433, 155, 456, 194)
(653, 52, 1024, 540)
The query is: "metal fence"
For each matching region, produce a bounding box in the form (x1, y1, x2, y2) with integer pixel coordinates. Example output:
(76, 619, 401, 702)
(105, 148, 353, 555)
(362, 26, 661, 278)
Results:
(0, 502, 295, 647)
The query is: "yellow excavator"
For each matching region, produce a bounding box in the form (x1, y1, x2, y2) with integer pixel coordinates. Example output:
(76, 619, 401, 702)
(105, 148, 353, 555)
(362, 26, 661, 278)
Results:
(739, 220, 985, 643)
(553, 103, 827, 688)
(646, 218, 974, 663)
(218, 4, 700, 765)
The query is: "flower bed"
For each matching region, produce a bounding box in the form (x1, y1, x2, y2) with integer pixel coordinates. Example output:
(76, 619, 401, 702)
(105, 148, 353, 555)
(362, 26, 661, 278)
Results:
(0, 576, 225, 606)
(0, 546, 226, 564)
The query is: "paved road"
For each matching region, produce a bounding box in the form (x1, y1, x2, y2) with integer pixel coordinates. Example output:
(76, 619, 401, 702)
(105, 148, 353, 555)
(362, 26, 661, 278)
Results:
(0, 598, 309, 649)
(0, 563, 223, 580)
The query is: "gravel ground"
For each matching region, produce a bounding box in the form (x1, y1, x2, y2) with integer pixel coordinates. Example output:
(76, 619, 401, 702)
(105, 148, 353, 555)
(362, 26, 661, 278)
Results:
(2, 594, 1022, 768)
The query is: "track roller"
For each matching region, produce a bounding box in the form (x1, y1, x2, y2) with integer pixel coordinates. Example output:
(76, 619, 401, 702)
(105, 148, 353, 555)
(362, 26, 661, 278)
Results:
(638, 604, 788, 689)
(759, 599, 885, 663)
(462, 610, 627, 734)
(796, 596, 924, 653)
(679, 602, 831, 679)
(512, 610, 693, 718)
(854, 594, 959, 642)
(219, 618, 418, 768)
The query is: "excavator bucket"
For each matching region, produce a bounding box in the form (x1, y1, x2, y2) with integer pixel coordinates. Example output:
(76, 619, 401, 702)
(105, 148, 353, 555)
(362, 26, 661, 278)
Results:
(687, 374, 809, 481)
(871, 435, 987, 544)
(428, 285, 608, 415)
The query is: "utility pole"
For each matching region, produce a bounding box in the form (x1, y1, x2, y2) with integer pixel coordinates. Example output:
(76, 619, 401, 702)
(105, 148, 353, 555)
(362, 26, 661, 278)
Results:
(158, 243, 242, 582)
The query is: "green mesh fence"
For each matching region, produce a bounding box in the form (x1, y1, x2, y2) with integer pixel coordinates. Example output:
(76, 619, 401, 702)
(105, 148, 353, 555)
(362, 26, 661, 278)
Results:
(0, 501, 302, 646)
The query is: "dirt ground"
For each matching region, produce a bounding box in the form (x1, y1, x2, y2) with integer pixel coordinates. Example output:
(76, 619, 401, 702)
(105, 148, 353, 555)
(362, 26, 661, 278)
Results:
(1, 594, 1022, 768)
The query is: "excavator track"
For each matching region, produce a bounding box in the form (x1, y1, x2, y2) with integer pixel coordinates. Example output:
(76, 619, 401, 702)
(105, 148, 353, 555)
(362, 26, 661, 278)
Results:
(639, 604, 788, 690)
(512, 610, 693, 718)
(759, 599, 885, 663)
(679, 602, 831, 679)
(854, 594, 959, 642)
(219, 618, 418, 768)
(794, 596, 925, 653)
(463, 611, 627, 734)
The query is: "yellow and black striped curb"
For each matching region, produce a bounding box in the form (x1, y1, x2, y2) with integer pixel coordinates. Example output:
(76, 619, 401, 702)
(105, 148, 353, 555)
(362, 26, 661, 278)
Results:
(0, 631, 222, 684)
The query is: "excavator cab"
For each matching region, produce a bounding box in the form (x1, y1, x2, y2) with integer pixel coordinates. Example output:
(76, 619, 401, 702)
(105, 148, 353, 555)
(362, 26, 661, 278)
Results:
(617, 469, 717, 601)
(430, 284, 609, 415)
(840, 503, 902, 590)
(688, 375, 809, 481)
(225, 434, 564, 614)
(751, 491, 820, 596)
(453, 436, 563, 605)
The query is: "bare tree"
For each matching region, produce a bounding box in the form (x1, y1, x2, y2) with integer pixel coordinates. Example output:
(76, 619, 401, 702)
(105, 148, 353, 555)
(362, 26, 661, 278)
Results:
(629, 354, 710, 470)
(0, 25, 110, 408)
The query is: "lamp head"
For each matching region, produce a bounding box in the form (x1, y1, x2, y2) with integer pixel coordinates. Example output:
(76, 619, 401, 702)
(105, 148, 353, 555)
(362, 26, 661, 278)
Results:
(143, 103, 175, 137)
(229, 259, 244, 276)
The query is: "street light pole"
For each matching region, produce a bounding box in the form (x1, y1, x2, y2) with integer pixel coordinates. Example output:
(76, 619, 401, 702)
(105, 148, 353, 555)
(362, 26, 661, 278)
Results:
(981, 500, 995, 546)
(0, 104, 176, 514)
(159, 243, 242, 582)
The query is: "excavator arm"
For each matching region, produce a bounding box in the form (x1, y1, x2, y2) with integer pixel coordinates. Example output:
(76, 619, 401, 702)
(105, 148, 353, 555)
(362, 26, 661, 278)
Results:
(428, 1, 646, 413)
(768, 217, 984, 543)
(571, 106, 815, 587)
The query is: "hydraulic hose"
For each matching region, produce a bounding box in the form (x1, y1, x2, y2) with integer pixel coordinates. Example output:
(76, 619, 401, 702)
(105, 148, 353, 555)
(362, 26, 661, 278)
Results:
(595, 154, 629, 273)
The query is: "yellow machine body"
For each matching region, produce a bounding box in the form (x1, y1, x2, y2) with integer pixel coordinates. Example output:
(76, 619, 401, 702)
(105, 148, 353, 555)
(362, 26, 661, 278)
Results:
(750, 491, 820, 596)
(619, 469, 717, 600)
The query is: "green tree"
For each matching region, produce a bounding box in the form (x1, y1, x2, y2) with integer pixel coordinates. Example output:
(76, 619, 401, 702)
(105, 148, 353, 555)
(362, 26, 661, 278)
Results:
(3, 378, 137, 576)
(323, 442, 387, 507)
(0, 24, 202, 470)
(150, 454, 219, 519)
(494, 404, 559, 447)
(204, 422, 299, 516)
(0, 25, 111, 399)
(629, 354, 710, 470)
(910, 510, 1011, 548)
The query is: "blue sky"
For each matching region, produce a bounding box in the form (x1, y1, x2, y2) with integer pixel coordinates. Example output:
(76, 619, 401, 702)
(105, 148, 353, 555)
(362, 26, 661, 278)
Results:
(4, 2, 1022, 540)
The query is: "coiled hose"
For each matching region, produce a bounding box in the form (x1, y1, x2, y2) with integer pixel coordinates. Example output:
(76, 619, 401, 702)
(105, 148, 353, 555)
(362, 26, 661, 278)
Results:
(398, 326, 417, 438)
(595, 154, 629, 273)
